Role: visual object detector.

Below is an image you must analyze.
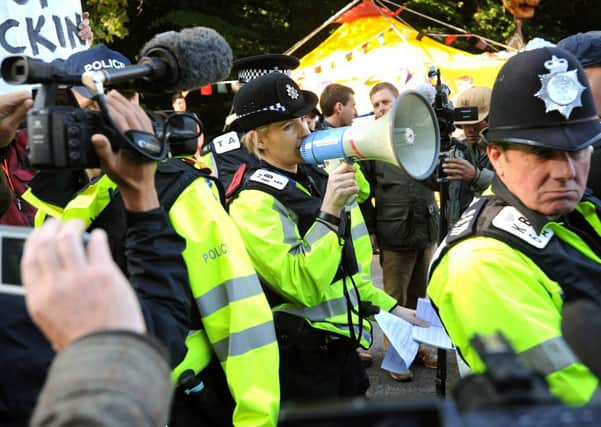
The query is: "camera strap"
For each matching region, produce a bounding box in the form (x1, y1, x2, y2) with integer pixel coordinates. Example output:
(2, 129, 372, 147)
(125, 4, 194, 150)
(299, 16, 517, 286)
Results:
(123, 130, 168, 161)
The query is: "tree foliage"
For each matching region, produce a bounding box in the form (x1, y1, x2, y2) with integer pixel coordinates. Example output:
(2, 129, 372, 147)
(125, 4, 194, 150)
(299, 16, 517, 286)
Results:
(82, 0, 600, 56)
(80, 0, 600, 135)
(81, 0, 135, 43)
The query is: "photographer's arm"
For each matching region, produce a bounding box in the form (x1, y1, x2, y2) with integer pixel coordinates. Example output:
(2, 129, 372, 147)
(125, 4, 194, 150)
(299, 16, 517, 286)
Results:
(0, 91, 33, 148)
(22, 219, 173, 427)
(91, 90, 192, 366)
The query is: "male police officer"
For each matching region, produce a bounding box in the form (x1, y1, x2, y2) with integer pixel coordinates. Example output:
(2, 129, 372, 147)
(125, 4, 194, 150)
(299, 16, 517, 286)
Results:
(428, 46, 601, 406)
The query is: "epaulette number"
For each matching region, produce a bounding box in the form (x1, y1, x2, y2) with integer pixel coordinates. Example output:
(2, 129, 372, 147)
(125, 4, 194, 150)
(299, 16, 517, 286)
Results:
(249, 169, 288, 190)
(213, 131, 241, 154)
(492, 206, 554, 249)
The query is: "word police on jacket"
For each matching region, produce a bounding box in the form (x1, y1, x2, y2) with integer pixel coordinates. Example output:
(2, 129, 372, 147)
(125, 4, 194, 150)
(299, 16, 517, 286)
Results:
(83, 58, 126, 72)
(202, 243, 229, 263)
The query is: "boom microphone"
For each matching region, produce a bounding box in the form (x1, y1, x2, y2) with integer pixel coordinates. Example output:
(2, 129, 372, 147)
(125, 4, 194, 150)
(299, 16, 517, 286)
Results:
(1, 57, 80, 85)
(561, 299, 601, 380)
(82, 27, 233, 93)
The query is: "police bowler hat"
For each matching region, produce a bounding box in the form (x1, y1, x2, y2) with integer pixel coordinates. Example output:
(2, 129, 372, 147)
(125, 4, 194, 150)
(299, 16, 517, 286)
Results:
(484, 47, 601, 151)
(557, 31, 601, 68)
(231, 72, 318, 132)
(65, 44, 131, 99)
(232, 54, 300, 83)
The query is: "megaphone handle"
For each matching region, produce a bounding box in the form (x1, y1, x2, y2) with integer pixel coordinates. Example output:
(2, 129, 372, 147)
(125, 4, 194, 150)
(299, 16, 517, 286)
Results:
(323, 158, 358, 208)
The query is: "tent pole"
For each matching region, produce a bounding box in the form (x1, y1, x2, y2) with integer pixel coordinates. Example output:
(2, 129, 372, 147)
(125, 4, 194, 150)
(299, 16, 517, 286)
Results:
(285, 0, 362, 55)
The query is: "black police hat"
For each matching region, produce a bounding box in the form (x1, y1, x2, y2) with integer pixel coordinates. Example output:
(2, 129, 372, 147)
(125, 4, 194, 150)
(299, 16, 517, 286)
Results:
(231, 72, 317, 132)
(557, 31, 601, 68)
(232, 54, 300, 83)
(484, 47, 601, 151)
(64, 45, 131, 98)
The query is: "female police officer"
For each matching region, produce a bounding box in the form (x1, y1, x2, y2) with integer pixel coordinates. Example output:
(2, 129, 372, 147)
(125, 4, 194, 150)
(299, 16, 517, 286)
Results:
(227, 72, 427, 402)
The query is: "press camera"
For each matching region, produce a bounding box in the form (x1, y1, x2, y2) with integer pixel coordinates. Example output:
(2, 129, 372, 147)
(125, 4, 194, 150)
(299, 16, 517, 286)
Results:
(1, 55, 200, 169)
(428, 67, 478, 139)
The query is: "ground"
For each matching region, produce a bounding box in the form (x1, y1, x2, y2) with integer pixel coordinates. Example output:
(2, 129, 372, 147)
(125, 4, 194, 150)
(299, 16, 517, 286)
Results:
(366, 255, 461, 402)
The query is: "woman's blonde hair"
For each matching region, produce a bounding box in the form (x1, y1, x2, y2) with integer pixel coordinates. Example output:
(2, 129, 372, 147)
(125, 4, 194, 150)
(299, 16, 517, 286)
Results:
(240, 124, 270, 159)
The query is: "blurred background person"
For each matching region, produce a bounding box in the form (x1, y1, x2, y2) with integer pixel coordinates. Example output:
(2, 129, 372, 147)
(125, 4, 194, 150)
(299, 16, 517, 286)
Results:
(170, 91, 205, 158)
(360, 81, 439, 381)
(317, 83, 357, 129)
(303, 106, 321, 132)
(172, 92, 188, 112)
(443, 85, 495, 227)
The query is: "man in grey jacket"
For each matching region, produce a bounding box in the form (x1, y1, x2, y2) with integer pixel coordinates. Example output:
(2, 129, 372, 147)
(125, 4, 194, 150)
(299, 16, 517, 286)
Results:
(442, 85, 495, 227)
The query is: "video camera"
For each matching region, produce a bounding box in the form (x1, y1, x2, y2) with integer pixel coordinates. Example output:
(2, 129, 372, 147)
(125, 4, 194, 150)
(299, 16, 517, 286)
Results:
(1, 56, 201, 169)
(428, 67, 478, 142)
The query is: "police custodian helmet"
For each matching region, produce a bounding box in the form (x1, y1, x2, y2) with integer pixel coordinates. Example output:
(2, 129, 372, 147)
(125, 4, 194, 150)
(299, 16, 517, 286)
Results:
(484, 46, 601, 151)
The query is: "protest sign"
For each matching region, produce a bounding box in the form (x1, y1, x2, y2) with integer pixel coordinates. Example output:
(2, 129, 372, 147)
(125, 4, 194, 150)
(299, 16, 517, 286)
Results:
(0, 0, 87, 93)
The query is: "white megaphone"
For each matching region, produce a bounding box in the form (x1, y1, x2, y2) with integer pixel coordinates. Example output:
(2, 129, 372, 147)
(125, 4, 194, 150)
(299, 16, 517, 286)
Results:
(300, 90, 440, 180)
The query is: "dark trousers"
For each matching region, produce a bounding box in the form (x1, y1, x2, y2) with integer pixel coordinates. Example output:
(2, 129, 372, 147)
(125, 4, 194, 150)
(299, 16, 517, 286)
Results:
(276, 313, 370, 402)
(169, 356, 235, 427)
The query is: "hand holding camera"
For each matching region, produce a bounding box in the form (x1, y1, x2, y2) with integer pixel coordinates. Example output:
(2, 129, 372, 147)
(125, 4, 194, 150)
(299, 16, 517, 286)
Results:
(0, 91, 33, 147)
(91, 90, 159, 212)
(442, 157, 477, 183)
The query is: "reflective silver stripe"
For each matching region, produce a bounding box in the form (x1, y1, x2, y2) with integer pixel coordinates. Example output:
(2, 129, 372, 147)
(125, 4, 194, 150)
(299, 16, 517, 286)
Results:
(213, 320, 277, 361)
(275, 287, 359, 321)
(519, 336, 579, 376)
(196, 275, 264, 317)
(351, 222, 368, 240)
(337, 323, 372, 345)
(272, 199, 310, 255)
(305, 222, 332, 246)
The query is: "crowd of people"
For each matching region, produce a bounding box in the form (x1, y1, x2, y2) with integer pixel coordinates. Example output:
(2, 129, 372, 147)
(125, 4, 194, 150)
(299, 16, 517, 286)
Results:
(0, 12, 600, 427)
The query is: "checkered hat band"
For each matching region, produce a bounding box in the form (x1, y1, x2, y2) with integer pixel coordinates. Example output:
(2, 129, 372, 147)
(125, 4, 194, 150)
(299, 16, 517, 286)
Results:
(237, 102, 288, 119)
(238, 68, 292, 82)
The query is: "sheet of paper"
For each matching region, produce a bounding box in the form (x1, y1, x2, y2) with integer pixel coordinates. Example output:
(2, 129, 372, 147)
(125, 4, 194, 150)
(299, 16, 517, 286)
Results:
(375, 310, 419, 367)
(381, 345, 409, 374)
(412, 298, 454, 350)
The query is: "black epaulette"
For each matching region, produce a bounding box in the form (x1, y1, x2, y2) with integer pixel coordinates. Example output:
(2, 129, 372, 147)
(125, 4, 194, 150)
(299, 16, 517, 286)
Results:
(446, 197, 490, 246)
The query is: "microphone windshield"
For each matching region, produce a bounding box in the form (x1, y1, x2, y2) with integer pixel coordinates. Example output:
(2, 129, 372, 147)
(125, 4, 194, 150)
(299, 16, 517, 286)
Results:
(139, 27, 232, 92)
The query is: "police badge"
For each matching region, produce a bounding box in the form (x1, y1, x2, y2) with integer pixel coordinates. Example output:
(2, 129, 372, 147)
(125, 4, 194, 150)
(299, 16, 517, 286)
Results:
(534, 55, 586, 119)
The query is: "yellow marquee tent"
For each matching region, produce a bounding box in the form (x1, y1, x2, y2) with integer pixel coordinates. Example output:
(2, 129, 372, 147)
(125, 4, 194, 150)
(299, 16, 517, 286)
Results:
(291, 1, 511, 114)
